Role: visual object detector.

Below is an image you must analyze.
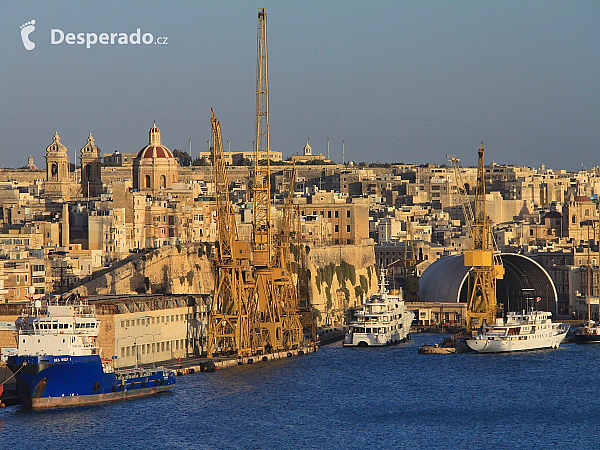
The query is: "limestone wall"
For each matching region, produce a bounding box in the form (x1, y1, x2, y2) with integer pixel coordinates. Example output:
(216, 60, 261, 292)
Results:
(71, 243, 214, 297)
(299, 243, 377, 326)
(71, 242, 377, 327)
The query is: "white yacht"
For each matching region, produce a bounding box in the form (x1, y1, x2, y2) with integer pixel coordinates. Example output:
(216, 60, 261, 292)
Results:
(343, 272, 415, 347)
(465, 309, 570, 353)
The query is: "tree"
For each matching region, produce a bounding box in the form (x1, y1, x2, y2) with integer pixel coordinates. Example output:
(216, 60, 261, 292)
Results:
(172, 149, 192, 166)
(235, 157, 252, 166)
(192, 157, 209, 166)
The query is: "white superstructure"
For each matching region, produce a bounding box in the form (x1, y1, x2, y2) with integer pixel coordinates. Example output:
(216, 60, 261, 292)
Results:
(343, 272, 415, 347)
(466, 309, 569, 353)
(15, 299, 100, 357)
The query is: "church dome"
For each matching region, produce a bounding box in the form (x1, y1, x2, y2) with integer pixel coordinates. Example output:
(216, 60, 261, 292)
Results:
(136, 122, 174, 159)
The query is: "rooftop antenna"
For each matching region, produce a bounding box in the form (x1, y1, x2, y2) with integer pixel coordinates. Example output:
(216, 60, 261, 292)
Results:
(327, 137, 330, 160)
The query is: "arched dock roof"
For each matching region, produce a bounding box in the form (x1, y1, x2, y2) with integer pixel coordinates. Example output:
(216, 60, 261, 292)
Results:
(418, 253, 558, 312)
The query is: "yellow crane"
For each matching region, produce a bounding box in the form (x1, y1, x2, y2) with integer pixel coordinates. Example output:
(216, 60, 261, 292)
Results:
(462, 143, 504, 331)
(207, 109, 258, 357)
(251, 8, 286, 351)
(273, 165, 304, 348)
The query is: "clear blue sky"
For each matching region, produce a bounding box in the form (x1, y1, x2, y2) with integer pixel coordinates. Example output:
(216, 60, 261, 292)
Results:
(1, 1, 598, 169)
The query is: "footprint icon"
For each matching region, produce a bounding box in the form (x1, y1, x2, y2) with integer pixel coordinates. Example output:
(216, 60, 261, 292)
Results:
(20, 20, 36, 50)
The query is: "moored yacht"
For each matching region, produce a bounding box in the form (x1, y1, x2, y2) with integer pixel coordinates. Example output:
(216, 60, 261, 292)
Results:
(343, 272, 415, 347)
(574, 320, 600, 344)
(465, 309, 569, 353)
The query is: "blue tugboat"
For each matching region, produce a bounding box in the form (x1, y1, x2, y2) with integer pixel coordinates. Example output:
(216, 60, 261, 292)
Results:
(7, 298, 176, 409)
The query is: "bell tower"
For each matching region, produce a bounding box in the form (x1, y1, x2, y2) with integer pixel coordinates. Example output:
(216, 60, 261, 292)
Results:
(80, 133, 103, 197)
(45, 131, 70, 200)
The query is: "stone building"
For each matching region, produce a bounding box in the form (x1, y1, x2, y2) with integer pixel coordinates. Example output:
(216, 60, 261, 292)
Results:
(44, 132, 71, 200)
(80, 133, 103, 198)
(562, 194, 599, 243)
(132, 123, 179, 192)
(0, 294, 211, 368)
(296, 192, 369, 245)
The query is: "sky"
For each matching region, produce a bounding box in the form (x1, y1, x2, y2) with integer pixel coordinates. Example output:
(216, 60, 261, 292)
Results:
(1, 1, 598, 170)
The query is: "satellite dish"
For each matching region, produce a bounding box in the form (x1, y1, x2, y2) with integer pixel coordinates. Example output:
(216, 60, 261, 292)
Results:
(28, 286, 36, 295)
(34, 300, 42, 310)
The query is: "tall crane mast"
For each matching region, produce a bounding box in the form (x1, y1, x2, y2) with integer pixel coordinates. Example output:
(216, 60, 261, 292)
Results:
(251, 8, 284, 350)
(253, 7, 272, 268)
(463, 142, 504, 332)
(207, 109, 258, 357)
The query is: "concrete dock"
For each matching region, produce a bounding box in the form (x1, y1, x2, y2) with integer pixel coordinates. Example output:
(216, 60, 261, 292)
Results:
(134, 345, 319, 375)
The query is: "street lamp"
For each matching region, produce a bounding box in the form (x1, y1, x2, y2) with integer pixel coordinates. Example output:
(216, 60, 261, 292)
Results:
(326, 137, 330, 160)
(342, 140, 345, 165)
(227, 140, 231, 153)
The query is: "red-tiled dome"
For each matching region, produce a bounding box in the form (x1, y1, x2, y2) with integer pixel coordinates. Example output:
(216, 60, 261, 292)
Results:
(136, 144, 174, 159)
(135, 122, 174, 159)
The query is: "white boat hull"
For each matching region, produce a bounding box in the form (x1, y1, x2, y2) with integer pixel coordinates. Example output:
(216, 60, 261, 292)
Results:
(343, 323, 411, 347)
(343, 270, 415, 348)
(466, 328, 568, 353)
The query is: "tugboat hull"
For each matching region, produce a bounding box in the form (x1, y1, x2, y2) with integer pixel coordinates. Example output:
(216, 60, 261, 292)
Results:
(8, 355, 175, 409)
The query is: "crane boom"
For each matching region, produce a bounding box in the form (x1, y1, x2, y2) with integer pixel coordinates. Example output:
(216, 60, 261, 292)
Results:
(448, 155, 474, 241)
(212, 109, 236, 262)
(207, 110, 257, 357)
(252, 7, 272, 268)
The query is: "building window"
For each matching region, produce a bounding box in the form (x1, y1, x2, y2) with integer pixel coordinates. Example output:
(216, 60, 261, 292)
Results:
(335, 211, 339, 218)
(347, 210, 351, 218)
(327, 211, 331, 218)
(347, 225, 351, 232)
(145, 175, 151, 189)
(335, 225, 339, 232)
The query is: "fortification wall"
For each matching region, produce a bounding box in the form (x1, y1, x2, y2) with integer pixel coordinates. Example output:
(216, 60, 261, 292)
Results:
(70, 242, 376, 327)
(299, 243, 377, 326)
(71, 243, 214, 297)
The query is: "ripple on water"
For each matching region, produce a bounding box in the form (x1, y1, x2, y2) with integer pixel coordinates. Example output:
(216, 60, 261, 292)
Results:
(1, 334, 599, 449)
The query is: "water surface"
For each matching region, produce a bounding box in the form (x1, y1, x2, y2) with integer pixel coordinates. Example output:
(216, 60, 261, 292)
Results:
(1, 333, 597, 449)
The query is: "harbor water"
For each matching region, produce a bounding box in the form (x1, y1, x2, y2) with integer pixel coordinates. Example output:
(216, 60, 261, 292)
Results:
(2, 332, 598, 449)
